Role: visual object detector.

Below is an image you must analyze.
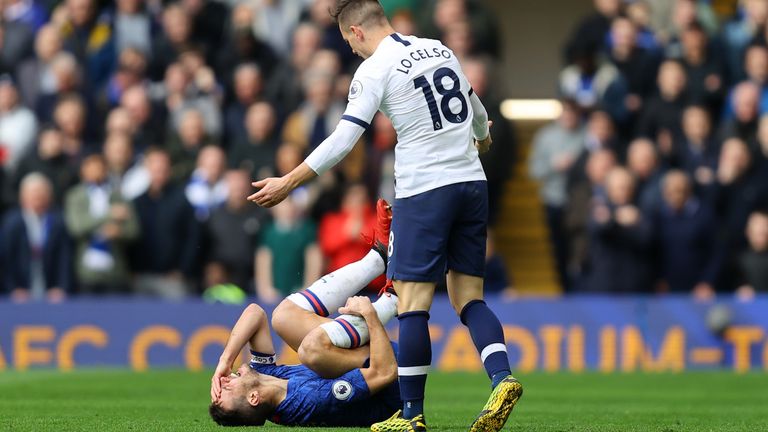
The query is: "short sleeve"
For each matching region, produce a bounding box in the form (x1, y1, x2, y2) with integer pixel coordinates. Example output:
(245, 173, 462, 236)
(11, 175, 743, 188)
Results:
(321, 368, 371, 406)
(343, 63, 385, 127)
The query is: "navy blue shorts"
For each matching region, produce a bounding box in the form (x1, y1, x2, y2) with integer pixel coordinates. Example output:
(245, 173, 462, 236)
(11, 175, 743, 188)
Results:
(386, 181, 488, 282)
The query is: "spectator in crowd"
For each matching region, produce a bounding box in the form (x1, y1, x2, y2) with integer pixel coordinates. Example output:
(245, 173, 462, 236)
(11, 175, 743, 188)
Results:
(713, 138, 768, 264)
(205, 169, 267, 291)
(3, 0, 48, 31)
(529, 99, 584, 288)
(0, 76, 38, 174)
(625, 0, 661, 53)
(120, 85, 166, 152)
(608, 15, 660, 113)
(131, 148, 200, 299)
(565, 149, 617, 286)
(167, 108, 215, 181)
(15, 24, 63, 110)
(637, 60, 688, 150)
(564, 0, 621, 64)
(585, 167, 652, 293)
(626, 138, 663, 213)
(35, 52, 83, 124)
(653, 170, 719, 298)
(679, 105, 718, 191)
(736, 210, 768, 299)
(464, 56, 516, 223)
(228, 102, 278, 177)
(266, 22, 321, 116)
(60, 0, 115, 87)
(52, 94, 92, 158)
(739, 44, 768, 113)
(64, 154, 139, 295)
(185, 145, 228, 221)
(14, 127, 78, 206)
(223, 63, 264, 148)
(181, 0, 228, 61)
(0, 12, 34, 77)
(250, 0, 307, 55)
(255, 195, 321, 303)
(159, 56, 221, 139)
(216, 4, 278, 86)
(105, 106, 135, 137)
(281, 71, 344, 151)
(2, 173, 71, 302)
(647, 0, 718, 47)
(558, 48, 628, 122)
(717, 81, 760, 147)
(149, 4, 193, 80)
(677, 21, 724, 114)
(422, 0, 500, 58)
(112, 0, 153, 57)
(318, 183, 383, 291)
(567, 110, 619, 182)
(100, 47, 148, 110)
(722, 0, 768, 83)
(103, 131, 148, 200)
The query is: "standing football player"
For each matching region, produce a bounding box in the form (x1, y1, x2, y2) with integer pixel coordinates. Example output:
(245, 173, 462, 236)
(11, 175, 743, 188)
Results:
(248, 1, 522, 431)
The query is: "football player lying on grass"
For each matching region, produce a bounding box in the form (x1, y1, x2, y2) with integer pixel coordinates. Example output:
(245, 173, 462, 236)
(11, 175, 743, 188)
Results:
(209, 200, 403, 427)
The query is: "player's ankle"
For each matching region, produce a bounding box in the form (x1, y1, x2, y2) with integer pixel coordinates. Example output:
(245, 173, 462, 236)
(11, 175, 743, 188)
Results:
(403, 399, 424, 419)
(491, 370, 511, 389)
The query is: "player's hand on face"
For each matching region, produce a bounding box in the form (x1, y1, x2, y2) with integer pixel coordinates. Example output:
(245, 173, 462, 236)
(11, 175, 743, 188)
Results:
(248, 177, 291, 208)
(474, 121, 493, 154)
(339, 296, 375, 317)
(211, 360, 232, 402)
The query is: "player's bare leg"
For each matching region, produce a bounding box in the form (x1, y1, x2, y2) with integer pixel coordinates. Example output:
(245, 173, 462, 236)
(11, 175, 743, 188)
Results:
(446, 270, 522, 432)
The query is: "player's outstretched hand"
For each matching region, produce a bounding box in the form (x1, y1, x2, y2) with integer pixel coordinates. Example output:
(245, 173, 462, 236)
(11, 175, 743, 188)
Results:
(248, 177, 291, 208)
(475, 120, 493, 154)
(210, 360, 231, 402)
(339, 296, 375, 318)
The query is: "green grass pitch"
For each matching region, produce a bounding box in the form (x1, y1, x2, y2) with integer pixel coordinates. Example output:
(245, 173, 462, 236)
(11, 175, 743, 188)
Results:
(1, 370, 767, 431)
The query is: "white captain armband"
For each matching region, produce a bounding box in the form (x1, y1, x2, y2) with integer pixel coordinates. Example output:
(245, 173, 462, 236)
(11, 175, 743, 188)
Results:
(250, 350, 276, 365)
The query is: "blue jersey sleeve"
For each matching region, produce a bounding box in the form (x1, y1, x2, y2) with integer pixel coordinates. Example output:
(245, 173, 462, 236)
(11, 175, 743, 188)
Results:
(323, 368, 371, 405)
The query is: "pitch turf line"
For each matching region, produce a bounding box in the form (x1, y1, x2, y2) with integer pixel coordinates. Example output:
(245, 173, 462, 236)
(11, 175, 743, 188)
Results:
(0, 370, 766, 431)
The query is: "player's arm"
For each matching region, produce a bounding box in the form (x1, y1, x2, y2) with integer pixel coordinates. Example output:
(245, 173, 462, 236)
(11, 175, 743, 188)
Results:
(469, 91, 493, 154)
(339, 296, 397, 394)
(211, 303, 276, 401)
(249, 69, 383, 208)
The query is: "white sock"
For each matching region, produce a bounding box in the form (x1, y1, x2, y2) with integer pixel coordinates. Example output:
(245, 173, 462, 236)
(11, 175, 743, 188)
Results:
(288, 250, 385, 317)
(320, 293, 399, 348)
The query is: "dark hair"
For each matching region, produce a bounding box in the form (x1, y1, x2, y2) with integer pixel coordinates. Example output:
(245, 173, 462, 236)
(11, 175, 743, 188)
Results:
(208, 400, 274, 427)
(330, 0, 386, 27)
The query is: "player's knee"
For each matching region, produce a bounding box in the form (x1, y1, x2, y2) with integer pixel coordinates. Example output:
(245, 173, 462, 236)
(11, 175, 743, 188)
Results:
(271, 301, 294, 336)
(297, 328, 332, 372)
(246, 303, 268, 321)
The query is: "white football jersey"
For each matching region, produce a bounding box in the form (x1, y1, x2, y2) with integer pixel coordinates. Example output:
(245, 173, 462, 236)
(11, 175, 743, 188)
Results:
(344, 33, 486, 199)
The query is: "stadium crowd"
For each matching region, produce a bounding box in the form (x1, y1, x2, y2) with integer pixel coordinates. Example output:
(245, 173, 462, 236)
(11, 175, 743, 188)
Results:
(0, 0, 513, 302)
(533, 0, 768, 299)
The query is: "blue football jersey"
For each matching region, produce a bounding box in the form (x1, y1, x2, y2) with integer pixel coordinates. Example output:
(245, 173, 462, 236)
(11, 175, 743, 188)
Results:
(250, 359, 401, 427)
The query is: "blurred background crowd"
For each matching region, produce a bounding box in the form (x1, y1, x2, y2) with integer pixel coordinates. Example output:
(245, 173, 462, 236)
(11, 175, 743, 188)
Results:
(0, 0, 512, 302)
(537, 0, 768, 300)
(1, 0, 766, 303)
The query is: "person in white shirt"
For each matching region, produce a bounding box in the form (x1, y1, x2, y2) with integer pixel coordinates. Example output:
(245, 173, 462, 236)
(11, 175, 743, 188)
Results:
(247, 2, 521, 431)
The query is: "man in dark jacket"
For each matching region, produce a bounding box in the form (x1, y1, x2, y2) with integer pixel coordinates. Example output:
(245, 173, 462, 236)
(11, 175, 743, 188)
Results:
(131, 148, 200, 299)
(653, 170, 720, 298)
(585, 167, 652, 293)
(2, 173, 71, 302)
